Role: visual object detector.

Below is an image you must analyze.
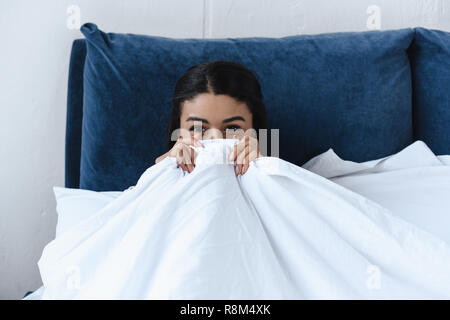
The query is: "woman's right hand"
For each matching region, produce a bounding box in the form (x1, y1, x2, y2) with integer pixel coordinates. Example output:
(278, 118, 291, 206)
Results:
(155, 136, 203, 173)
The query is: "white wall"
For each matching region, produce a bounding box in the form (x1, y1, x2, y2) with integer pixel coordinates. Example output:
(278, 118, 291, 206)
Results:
(1, 0, 449, 300)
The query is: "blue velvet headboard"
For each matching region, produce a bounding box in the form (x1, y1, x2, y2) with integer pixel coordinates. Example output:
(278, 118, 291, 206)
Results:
(65, 24, 450, 191)
(66, 39, 86, 189)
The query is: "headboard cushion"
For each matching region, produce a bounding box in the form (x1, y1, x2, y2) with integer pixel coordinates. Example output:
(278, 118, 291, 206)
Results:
(409, 28, 450, 155)
(75, 23, 414, 191)
(65, 39, 86, 188)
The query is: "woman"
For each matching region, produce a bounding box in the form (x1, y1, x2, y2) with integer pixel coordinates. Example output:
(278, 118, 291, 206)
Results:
(155, 60, 268, 176)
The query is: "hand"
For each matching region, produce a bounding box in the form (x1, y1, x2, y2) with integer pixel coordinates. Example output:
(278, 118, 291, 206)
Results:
(156, 136, 203, 173)
(228, 134, 260, 176)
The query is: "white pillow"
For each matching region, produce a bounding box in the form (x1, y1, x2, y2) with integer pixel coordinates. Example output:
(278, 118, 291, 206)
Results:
(301, 148, 382, 178)
(302, 140, 445, 178)
(301, 141, 450, 244)
(53, 186, 123, 237)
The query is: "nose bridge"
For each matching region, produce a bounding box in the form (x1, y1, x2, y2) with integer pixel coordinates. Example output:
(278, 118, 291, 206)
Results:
(204, 128, 224, 140)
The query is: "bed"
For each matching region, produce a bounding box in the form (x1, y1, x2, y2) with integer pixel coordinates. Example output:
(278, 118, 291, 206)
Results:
(24, 23, 450, 299)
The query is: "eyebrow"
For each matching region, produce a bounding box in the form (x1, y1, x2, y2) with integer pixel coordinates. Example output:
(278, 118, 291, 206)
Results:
(222, 116, 245, 123)
(185, 116, 245, 123)
(185, 116, 209, 123)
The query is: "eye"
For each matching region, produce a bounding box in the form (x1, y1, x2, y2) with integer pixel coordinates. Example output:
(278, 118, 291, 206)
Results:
(225, 125, 241, 130)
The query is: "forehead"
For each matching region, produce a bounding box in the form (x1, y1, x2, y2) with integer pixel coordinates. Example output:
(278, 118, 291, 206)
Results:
(181, 93, 251, 119)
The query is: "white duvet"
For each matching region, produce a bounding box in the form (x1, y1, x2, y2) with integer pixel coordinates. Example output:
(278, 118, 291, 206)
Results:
(30, 139, 450, 299)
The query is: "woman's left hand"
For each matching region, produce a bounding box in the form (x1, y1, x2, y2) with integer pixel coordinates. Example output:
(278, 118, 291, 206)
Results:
(228, 134, 260, 176)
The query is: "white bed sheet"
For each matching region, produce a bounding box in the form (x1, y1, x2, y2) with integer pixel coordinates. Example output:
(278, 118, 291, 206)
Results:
(26, 139, 450, 299)
(303, 140, 450, 244)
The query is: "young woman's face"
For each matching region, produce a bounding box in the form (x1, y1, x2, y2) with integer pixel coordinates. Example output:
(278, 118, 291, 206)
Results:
(179, 93, 253, 140)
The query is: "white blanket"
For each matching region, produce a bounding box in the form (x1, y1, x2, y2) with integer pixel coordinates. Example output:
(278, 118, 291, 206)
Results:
(303, 141, 450, 244)
(34, 139, 450, 299)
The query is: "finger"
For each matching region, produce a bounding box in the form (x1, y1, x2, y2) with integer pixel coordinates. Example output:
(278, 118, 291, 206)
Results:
(236, 145, 250, 165)
(248, 150, 259, 162)
(191, 145, 196, 168)
(176, 148, 187, 172)
(177, 159, 188, 172)
(242, 163, 249, 175)
(169, 141, 181, 158)
(235, 164, 242, 176)
(236, 141, 248, 159)
(250, 137, 260, 157)
(242, 150, 258, 174)
(176, 146, 184, 163)
(180, 163, 188, 172)
(175, 135, 183, 146)
(240, 149, 250, 175)
(245, 136, 258, 159)
(229, 140, 247, 162)
(177, 160, 187, 172)
(182, 146, 194, 173)
(239, 136, 252, 159)
(229, 140, 238, 162)
(180, 146, 191, 173)
(242, 146, 252, 174)
(239, 136, 258, 162)
(228, 135, 239, 161)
